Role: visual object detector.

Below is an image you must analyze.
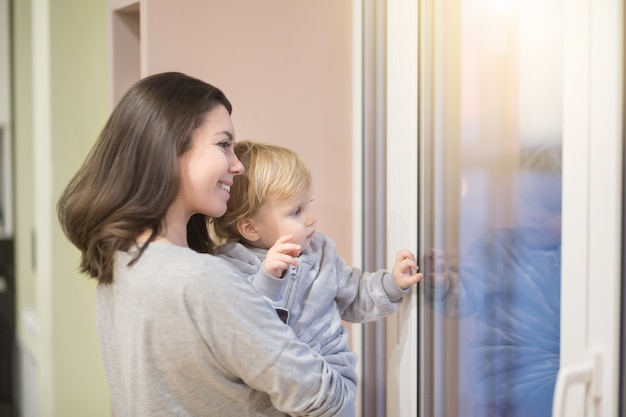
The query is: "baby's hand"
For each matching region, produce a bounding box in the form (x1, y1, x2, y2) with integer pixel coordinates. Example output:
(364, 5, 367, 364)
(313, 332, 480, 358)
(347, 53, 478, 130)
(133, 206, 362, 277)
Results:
(264, 235, 301, 278)
(392, 250, 423, 289)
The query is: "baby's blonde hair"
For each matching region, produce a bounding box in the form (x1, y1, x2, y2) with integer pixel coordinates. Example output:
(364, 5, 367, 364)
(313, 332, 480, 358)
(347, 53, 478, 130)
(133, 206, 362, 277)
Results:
(212, 140, 312, 243)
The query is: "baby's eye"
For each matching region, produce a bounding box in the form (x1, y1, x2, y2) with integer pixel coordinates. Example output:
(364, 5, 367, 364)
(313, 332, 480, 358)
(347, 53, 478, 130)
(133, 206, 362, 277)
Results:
(291, 207, 302, 217)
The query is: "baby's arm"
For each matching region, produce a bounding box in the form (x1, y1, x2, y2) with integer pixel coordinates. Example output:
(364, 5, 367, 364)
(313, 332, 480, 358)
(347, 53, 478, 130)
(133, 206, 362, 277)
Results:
(334, 246, 421, 322)
(263, 235, 301, 278)
(391, 249, 424, 289)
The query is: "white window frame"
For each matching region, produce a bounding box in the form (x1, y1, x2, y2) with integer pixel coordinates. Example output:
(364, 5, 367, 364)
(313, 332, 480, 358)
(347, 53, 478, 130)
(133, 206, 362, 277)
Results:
(554, 0, 623, 415)
(385, 0, 419, 416)
(383, 0, 624, 416)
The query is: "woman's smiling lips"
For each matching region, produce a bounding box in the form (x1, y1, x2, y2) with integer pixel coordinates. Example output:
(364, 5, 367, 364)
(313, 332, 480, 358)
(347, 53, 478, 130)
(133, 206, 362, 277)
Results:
(217, 181, 232, 193)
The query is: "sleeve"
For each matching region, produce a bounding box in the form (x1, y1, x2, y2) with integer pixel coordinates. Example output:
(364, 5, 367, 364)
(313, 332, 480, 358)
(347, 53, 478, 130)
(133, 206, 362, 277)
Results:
(250, 268, 290, 323)
(323, 237, 409, 323)
(188, 260, 354, 417)
(216, 243, 287, 303)
(250, 268, 287, 303)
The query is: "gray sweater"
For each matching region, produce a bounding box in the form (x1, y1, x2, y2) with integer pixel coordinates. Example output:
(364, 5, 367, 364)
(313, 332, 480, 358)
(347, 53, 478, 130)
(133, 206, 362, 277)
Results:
(96, 242, 354, 417)
(215, 233, 411, 392)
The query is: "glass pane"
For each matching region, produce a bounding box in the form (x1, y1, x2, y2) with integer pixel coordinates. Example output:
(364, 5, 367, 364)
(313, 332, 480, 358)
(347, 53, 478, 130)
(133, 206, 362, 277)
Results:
(421, 1, 563, 416)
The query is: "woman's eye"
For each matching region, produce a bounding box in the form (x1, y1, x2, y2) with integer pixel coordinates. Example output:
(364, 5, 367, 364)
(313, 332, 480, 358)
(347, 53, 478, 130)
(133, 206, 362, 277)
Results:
(219, 141, 232, 150)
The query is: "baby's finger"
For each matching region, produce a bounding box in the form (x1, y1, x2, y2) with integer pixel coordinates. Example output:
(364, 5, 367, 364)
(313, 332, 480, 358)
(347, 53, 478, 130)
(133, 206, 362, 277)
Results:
(275, 242, 302, 258)
(411, 271, 424, 284)
(395, 249, 415, 263)
(277, 253, 300, 267)
(400, 257, 419, 273)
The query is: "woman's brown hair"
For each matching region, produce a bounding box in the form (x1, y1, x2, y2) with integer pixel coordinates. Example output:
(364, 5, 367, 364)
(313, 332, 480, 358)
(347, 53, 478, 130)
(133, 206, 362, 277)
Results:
(57, 72, 232, 285)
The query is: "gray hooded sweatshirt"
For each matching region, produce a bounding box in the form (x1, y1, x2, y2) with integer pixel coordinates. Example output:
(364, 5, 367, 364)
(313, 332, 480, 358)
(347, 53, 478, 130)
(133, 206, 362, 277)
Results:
(215, 232, 411, 392)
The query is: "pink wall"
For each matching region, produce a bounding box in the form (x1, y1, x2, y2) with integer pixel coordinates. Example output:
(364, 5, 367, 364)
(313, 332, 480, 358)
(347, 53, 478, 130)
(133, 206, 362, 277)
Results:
(111, 0, 354, 260)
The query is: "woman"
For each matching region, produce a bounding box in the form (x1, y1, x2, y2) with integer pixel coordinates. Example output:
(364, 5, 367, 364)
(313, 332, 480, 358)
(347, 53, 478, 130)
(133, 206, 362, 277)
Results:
(57, 72, 353, 417)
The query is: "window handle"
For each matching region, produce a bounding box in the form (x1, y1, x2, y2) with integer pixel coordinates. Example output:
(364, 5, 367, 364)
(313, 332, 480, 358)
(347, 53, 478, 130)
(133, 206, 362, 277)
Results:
(552, 347, 603, 417)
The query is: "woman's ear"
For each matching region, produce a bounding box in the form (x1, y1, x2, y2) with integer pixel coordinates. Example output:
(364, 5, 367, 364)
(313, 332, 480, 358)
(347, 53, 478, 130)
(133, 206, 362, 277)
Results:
(236, 218, 260, 242)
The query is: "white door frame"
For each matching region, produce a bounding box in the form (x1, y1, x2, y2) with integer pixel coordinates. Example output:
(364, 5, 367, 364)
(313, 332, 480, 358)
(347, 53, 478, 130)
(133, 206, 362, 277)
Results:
(385, 0, 419, 416)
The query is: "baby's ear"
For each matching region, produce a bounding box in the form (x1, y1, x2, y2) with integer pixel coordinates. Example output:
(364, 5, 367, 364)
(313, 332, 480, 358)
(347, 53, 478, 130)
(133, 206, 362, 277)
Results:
(237, 218, 260, 242)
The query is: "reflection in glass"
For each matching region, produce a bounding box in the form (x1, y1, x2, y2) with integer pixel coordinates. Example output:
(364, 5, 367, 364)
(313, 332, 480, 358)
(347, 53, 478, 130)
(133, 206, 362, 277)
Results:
(420, 0, 563, 416)
(425, 144, 562, 417)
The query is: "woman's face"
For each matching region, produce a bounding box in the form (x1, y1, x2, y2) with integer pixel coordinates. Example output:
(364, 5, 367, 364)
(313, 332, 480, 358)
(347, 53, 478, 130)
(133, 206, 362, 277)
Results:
(176, 105, 244, 219)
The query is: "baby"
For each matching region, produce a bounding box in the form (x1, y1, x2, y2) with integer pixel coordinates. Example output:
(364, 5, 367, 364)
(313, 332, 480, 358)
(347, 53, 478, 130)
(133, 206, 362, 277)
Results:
(212, 140, 423, 404)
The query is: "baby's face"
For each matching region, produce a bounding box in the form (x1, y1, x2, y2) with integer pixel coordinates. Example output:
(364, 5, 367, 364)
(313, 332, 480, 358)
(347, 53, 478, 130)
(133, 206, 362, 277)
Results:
(515, 173, 562, 248)
(251, 188, 317, 252)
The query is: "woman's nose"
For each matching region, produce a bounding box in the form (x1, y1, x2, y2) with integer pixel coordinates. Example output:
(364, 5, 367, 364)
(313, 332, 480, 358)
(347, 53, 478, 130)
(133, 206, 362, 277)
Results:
(230, 154, 245, 175)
